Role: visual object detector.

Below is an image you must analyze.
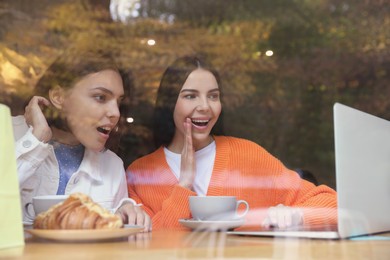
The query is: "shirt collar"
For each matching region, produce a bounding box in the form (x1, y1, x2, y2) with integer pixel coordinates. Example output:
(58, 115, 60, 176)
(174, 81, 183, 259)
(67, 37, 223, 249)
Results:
(77, 149, 103, 183)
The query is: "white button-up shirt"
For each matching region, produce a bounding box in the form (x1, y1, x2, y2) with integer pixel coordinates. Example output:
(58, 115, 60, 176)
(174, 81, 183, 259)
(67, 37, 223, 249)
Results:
(13, 116, 131, 222)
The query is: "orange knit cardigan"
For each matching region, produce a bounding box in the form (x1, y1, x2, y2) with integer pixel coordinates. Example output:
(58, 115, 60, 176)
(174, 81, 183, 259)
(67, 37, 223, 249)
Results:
(127, 136, 337, 230)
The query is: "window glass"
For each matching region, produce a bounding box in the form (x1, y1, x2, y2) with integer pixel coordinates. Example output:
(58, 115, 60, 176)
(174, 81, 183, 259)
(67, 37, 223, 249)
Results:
(1, 0, 389, 188)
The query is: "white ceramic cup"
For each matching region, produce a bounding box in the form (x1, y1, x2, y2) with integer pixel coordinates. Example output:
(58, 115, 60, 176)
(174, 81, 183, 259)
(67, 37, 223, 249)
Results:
(189, 196, 249, 221)
(25, 195, 69, 218)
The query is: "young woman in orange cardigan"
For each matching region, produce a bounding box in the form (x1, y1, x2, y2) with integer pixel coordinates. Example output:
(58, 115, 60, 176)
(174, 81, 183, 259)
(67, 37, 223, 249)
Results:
(127, 56, 337, 230)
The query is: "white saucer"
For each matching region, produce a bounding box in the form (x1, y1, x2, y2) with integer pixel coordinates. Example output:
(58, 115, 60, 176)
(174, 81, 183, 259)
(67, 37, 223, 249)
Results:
(179, 218, 245, 231)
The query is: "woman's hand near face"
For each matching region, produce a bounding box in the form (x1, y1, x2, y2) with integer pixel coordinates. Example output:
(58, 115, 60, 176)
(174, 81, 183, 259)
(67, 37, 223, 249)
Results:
(24, 96, 52, 143)
(262, 204, 303, 230)
(178, 118, 196, 190)
(116, 203, 152, 232)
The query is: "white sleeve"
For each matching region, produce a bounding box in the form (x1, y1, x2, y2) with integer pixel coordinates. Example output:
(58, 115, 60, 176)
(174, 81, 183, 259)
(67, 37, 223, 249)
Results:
(109, 160, 141, 213)
(111, 165, 132, 211)
(15, 127, 51, 185)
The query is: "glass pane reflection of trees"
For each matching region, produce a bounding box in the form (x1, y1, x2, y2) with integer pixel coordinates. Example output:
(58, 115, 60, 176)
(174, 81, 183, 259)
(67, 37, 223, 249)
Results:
(1, 0, 389, 188)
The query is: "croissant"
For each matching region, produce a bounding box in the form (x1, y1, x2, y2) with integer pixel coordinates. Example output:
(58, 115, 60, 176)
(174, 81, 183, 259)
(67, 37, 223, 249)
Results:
(33, 193, 123, 230)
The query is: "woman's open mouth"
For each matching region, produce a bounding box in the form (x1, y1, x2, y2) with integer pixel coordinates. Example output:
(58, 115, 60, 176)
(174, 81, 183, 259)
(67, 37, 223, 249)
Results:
(97, 126, 111, 135)
(191, 119, 209, 127)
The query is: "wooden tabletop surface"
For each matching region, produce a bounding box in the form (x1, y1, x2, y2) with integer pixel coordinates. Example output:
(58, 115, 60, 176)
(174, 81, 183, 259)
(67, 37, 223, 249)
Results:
(1, 228, 389, 259)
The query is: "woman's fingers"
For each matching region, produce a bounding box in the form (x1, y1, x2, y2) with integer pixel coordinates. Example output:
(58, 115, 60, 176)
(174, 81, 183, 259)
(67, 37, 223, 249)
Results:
(25, 96, 50, 120)
(24, 96, 52, 142)
(141, 211, 152, 232)
(179, 118, 196, 189)
(117, 204, 152, 232)
(185, 118, 193, 152)
(262, 204, 303, 230)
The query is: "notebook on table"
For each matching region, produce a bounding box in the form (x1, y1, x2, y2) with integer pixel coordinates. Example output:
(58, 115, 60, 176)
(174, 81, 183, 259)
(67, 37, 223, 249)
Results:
(228, 102, 390, 239)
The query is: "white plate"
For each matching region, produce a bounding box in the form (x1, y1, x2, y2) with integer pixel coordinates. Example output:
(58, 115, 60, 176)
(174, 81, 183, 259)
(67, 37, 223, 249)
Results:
(179, 218, 245, 231)
(26, 226, 144, 242)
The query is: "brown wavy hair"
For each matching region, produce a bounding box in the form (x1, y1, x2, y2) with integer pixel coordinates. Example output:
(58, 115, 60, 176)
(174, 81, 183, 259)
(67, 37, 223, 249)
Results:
(30, 49, 131, 152)
(153, 55, 224, 148)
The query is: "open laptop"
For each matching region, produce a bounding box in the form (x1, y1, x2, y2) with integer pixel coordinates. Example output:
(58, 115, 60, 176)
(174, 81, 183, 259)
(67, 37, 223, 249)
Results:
(228, 102, 390, 239)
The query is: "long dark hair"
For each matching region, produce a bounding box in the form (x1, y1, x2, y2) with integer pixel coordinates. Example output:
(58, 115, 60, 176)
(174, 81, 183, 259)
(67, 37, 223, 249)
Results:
(31, 49, 129, 152)
(153, 55, 224, 148)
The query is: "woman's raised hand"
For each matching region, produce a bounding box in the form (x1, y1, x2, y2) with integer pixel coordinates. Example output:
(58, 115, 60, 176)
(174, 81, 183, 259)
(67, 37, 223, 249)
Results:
(178, 118, 196, 190)
(24, 96, 52, 143)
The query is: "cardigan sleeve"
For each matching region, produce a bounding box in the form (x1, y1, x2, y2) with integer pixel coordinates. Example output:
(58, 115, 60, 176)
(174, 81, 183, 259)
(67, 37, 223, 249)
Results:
(151, 185, 195, 229)
(127, 178, 195, 229)
(289, 181, 337, 226)
(127, 148, 196, 230)
(218, 136, 338, 227)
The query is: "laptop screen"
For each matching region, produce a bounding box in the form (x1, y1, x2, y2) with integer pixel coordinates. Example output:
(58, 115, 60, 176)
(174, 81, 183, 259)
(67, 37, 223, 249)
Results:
(334, 103, 390, 238)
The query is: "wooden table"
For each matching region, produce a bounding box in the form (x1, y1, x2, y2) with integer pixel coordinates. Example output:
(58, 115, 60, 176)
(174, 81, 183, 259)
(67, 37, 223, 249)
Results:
(1, 229, 390, 259)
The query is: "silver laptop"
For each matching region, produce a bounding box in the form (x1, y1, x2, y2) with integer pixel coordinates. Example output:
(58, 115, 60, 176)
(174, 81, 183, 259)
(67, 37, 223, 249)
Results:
(228, 102, 390, 239)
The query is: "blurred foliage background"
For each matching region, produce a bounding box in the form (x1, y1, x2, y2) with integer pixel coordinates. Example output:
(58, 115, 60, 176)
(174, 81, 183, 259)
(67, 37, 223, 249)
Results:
(1, 0, 389, 188)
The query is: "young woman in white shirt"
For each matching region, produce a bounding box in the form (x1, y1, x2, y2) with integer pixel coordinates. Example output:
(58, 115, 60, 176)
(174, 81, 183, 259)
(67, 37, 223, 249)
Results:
(14, 49, 151, 231)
